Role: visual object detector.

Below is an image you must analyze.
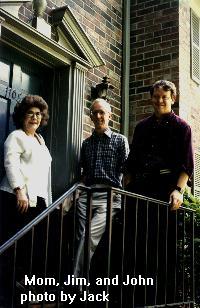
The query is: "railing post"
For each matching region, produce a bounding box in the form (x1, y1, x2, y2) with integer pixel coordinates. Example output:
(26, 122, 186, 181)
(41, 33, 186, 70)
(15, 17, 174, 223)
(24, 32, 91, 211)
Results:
(83, 189, 93, 290)
(191, 211, 195, 304)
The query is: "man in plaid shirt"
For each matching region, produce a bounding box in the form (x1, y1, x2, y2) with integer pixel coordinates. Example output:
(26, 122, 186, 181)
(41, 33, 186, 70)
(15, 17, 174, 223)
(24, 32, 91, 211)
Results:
(73, 98, 129, 280)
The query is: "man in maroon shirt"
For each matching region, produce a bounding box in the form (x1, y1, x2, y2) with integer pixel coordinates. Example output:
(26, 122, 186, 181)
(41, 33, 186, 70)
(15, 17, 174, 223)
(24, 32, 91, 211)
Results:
(125, 79, 194, 209)
(123, 80, 194, 306)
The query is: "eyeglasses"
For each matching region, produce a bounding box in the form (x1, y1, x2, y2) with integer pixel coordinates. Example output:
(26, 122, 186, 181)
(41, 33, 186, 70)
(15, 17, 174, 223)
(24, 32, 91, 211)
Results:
(90, 110, 107, 116)
(152, 95, 172, 102)
(26, 111, 42, 118)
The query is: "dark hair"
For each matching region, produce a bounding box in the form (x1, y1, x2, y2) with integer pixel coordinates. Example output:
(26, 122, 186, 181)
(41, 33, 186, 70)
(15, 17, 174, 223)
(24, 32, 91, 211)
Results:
(150, 80, 177, 98)
(13, 95, 49, 129)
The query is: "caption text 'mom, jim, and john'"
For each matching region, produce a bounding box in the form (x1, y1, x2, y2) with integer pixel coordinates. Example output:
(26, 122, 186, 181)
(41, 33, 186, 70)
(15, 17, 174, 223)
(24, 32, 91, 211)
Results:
(20, 274, 154, 304)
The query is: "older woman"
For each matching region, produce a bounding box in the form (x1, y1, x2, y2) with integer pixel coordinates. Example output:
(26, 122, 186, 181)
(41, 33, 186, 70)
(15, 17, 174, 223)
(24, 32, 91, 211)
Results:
(0, 95, 52, 306)
(0, 94, 52, 241)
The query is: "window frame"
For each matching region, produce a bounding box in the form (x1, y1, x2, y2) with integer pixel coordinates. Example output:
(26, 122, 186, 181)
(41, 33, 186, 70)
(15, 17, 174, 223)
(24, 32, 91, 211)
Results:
(191, 9, 200, 84)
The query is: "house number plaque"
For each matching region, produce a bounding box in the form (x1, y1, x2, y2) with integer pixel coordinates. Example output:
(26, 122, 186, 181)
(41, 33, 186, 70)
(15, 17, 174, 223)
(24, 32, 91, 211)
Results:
(0, 83, 23, 102)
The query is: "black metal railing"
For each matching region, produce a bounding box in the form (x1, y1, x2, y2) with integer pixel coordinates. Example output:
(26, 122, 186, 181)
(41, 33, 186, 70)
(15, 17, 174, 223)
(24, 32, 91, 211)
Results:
(0, 185, 195, 308)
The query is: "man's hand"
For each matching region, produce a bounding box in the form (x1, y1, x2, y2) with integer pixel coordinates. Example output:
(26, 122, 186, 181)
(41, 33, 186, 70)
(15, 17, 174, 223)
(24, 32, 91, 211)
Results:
(169, 189, 183, 211)
(124, 174, 132, 187)
(16, 189, 29, 213)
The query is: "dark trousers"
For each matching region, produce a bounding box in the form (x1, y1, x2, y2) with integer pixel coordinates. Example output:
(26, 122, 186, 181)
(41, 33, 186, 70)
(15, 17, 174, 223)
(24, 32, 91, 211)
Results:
(0, 191, 46, 307)
(0, 191, 46, 243)
(123, 174, 178, 307)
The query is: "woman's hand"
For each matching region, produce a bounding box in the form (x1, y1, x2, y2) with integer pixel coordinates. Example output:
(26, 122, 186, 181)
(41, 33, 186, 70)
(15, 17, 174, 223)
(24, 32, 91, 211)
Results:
(15, 189, 29, 213)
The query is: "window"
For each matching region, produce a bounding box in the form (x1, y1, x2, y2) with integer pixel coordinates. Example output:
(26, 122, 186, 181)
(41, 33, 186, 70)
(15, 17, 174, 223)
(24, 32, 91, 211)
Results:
(191, 9, 200, 84)
(194, 151, 200, 198)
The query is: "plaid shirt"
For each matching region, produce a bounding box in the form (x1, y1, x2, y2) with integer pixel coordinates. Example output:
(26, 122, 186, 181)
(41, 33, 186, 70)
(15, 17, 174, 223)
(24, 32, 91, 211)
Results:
(81, 128, 129, 188)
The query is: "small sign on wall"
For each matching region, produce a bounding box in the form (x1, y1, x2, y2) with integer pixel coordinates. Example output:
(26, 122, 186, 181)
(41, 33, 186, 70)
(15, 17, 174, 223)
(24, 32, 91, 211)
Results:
(0, 84, 24, 102)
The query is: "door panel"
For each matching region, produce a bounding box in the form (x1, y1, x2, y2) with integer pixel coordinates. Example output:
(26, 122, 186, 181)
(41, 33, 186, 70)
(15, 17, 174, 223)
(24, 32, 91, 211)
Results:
(0, 61, 10, 83)
(12, 64, 42, 95)
(0, 97, 8, 180)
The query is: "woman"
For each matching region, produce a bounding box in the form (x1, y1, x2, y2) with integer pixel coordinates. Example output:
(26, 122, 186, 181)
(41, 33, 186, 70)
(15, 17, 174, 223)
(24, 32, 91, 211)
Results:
(0, 94, 52, 241)
(0, 95, 52, 306)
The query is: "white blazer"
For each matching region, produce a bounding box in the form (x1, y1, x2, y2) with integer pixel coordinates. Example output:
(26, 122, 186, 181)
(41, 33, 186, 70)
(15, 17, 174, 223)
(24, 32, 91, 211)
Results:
(0, 129, 52, 207)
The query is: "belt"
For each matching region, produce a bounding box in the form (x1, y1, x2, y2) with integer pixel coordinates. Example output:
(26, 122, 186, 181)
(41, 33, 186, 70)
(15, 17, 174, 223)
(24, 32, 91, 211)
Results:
(91, 184, 111, 188)
(159, 168, 172, 175)
(136, 169, 172, 179)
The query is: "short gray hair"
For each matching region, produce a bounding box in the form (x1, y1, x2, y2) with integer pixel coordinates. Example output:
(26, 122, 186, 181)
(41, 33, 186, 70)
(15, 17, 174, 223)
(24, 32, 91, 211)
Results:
(90, 98, 111, 113)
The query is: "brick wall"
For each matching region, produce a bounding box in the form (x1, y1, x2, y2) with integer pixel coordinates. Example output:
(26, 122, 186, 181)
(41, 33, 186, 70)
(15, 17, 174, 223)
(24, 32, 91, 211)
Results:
(179, 0, 200, 151)
(20, 0, 123, 140)
(129, 0, 179, 141)
(64, 1, 123, 139)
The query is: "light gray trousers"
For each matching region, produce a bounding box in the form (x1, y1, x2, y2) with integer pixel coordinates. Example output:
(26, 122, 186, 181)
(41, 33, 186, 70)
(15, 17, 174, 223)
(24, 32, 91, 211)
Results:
(73, 188, 121, 278)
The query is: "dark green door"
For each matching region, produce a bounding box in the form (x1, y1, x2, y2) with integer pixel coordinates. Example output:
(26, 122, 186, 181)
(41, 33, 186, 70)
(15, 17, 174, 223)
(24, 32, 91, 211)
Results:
(0, 45, 53, 181)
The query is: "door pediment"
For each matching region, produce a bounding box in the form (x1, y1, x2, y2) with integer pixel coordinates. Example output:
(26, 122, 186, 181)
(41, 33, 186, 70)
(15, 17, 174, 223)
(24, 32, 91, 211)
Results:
(0, 5, 105, 68)
(51, 6, 105, 68)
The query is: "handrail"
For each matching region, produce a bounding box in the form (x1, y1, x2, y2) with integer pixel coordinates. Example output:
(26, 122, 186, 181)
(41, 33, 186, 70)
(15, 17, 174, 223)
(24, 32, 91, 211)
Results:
(0, 183, 194, 255)
(80, 185, 195, 212)
(0, 182, 80, 254)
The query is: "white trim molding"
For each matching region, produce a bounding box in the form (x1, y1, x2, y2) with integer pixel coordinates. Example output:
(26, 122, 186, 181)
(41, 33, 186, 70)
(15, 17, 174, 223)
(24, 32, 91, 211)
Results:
(51, 6, 105, 68)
